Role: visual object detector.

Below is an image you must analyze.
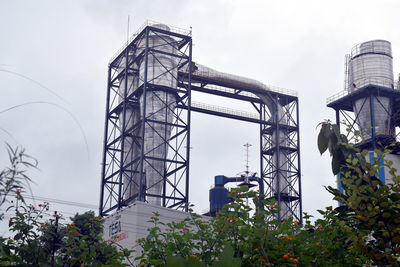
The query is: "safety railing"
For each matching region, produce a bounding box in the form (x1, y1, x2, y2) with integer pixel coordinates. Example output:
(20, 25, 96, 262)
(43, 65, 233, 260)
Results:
(327, 77, 397, 105)
(191, 101, 260, 121)
(109, 20, 191, 64)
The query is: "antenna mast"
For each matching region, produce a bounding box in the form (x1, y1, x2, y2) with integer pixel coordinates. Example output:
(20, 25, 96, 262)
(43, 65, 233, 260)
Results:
(244, 143, 252, 177)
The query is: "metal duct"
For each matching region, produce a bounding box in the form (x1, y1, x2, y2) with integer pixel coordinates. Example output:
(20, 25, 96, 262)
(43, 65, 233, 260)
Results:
(191, 63, 290, 217)
(348, 40, 394, 139)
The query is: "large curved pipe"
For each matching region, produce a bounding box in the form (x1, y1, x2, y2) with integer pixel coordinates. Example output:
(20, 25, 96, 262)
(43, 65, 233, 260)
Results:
(190, 63, 290, 217)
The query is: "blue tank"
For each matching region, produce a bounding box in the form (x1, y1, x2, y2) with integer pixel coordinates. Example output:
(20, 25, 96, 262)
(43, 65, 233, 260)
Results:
(209, 186, 229, 216)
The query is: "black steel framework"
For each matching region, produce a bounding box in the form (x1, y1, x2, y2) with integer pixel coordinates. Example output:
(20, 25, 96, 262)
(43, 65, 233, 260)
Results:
(260, 95, 302, 223)
(100, 26, 192, 216)
(328, 85, 400, 152)
(100, 24, 302, 223)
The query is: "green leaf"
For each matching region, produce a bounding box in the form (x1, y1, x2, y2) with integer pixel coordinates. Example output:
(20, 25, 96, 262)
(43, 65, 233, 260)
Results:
(332, 149, 342, 175)
(318, 124, 330, 154)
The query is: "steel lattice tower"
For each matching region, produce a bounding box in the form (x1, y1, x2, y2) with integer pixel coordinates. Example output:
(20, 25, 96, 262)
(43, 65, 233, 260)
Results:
(100, 22, 302, 223)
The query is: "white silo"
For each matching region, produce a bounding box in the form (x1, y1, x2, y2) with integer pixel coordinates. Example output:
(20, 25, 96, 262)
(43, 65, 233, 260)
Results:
(348, 40, 395, 139)
(137, 24, 178, 206)
(329, 39, 400, 191)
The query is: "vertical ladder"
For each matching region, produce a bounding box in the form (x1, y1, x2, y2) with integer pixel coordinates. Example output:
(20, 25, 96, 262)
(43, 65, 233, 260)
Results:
(344, 54, 350, 92)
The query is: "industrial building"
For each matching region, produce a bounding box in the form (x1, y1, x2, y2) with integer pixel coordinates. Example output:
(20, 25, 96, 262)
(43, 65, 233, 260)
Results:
(99, 21, 302, 251)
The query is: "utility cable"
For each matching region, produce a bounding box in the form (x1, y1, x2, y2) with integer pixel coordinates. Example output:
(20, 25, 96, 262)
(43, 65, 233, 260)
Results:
(9, 193, 97, 210)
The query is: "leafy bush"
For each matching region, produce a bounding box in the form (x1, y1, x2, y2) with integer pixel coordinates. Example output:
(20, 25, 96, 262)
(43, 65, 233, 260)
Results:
(136, 188, 367, 266)
(0, 145, 132, 266)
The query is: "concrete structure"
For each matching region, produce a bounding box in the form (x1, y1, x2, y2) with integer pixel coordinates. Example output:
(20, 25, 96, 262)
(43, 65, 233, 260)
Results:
(102, 201, 200, 261)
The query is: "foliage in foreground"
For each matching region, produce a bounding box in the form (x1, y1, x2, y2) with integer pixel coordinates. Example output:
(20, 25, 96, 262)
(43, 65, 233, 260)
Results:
(0, 145, 132, 266)
(1, 201, 133, 266)
(136, 188, 368, 266)
(2, 120, 400, 266)
(318, 121, 400, 265)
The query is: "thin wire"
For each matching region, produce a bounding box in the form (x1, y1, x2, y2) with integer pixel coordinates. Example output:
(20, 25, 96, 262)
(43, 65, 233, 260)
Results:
(9, 193, 97, 209)
(0, 101, 90, 161)
(0, 68, 70, 105)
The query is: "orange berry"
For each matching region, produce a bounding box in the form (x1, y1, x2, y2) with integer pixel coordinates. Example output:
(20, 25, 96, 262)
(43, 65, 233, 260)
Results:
(189, 254, 196, 259)
(282, 254, 288, 259)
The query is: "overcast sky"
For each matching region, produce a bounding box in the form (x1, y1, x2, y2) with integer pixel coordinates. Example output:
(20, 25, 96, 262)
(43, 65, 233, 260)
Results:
(1, 0, 400, 227)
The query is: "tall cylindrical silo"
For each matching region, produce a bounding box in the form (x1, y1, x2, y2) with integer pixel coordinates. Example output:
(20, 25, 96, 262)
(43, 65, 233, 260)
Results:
(348, 40, 395, 139)
(137, 24, 178, 206)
